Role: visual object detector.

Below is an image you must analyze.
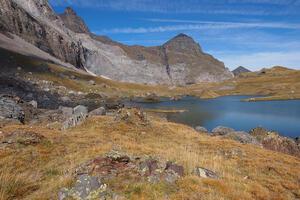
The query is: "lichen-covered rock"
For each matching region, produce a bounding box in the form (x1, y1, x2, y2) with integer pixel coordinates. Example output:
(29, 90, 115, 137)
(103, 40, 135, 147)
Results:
(89, 107, 106, 116)
(212, 126, 235, 136)
(0, 130, 46, 148)
(250, 127, 300, 158)
(73, 105, 88, 115)
(222, 131, 261, 145)
(61, 113, 87, 130)
(59, 174, 108, 200)
(195, 126, 208, 133)
(115, 108, 149, 126)
(194, 167, 219, 179)
(0, 95, 25, 123)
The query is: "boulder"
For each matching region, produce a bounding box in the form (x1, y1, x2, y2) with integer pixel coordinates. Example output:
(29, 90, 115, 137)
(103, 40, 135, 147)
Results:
(222, 131, 261, 145)
(195, 126, 208, 133)
(28, 100, 38, 108)
(58, 106, 73, 118)
(59, 174, 108, 200)
(212, 126, 235, 136)
(89, 107, 106, 116)
(194, 167, 219, 179)
(0, 130, 46, 147)
(0, 95, 25, 123)
(73, 105, 88, 115)
(250, 127, 300, 158)
(61, 113, 87, 130)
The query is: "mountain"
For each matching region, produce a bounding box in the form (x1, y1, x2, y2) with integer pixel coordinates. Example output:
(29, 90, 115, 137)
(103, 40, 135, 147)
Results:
(0, 0, 233, 85)
(232, 66, 251, 76)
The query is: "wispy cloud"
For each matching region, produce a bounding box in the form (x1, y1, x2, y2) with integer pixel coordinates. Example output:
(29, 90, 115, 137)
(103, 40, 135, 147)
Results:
(50, 0, 300, 15)
(214, 51, 300, 70)
(95, 21, 300, 34)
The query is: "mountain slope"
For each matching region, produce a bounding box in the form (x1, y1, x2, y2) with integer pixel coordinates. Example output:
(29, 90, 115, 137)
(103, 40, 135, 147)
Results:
(232, 66, 251, 76)
(0, 0, 233, 85)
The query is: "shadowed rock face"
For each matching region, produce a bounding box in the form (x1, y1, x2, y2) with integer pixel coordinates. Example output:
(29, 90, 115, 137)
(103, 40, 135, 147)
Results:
(59, 7, 89, 34)
(0, 0, 87, 69)
(0, 0, 233, 85)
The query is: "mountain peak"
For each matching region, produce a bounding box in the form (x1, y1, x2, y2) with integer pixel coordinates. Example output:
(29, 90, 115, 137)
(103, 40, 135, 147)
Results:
(164, 33, 202, 54)
(232, 66, 251, 76)
(59, 7, 89, 34)
(64, 7, 77, 15)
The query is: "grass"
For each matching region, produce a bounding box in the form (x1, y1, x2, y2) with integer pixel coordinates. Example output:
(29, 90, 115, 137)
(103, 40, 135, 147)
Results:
(0, 115, 299, 200)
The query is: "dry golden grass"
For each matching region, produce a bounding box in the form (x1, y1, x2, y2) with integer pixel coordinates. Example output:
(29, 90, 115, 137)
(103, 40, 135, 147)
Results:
(0, 115, 299, 200)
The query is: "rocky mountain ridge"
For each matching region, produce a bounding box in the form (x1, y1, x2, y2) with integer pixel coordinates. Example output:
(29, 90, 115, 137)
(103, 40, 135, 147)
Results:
(0, 0, 233, 85)
(232, 66, 251, 76)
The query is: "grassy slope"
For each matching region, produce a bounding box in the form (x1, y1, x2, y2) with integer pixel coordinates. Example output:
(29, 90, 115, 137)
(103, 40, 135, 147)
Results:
(0, 116, 299, 200)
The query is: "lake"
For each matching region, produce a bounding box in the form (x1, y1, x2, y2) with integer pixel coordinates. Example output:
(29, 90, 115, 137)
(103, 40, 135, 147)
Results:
(127, 96, 300, 138)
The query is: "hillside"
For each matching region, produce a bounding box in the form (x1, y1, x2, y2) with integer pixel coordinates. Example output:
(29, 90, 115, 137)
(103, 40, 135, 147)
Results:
(0, 0, 233, 85)
(232, 66, 251, 76)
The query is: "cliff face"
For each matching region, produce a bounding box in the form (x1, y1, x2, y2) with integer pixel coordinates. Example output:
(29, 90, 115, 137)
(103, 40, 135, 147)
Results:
(0, 0, 86, 69)
(0, 0, 233, 85)
(59, 7, 90, 34)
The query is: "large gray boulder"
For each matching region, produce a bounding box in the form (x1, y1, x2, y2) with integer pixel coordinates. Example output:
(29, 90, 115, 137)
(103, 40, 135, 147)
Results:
(0, 95, 25, 123)
(89, 107, 106, 116)
(222, 131, 261, 145)
(195, 126, 208, 133)
(212, 126, 235, 136)
(59, 174, 108, 200)
(73, 105, 88, 115)
(194, 167, 219, 179)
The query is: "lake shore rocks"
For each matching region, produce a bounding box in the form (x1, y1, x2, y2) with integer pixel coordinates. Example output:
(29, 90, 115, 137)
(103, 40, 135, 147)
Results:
(212, 126, 235, 136)
(249, 127, 300, 158)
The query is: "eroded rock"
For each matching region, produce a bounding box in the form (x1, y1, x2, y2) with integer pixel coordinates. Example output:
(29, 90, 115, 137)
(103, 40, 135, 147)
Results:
(194, 167, 219, 179)
(212, 126, 235, 136)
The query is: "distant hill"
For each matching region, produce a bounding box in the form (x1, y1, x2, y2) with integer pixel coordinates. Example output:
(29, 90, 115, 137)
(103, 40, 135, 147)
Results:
(232, 66, 251, 76)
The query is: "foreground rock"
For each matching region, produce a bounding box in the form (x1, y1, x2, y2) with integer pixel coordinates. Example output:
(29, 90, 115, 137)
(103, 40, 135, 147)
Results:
(250, 127, 300, 158)
(194, 167, 219, 179)
(89, 107, 106, 116)
(115, 108, 149, 126)
(75, 151, 184, 184)
(222, 131, 261, 145)
(0, 95, 25, 123)
(195, 126, 208, 133)
(0, 130, 46, 148)
(212, 126, 235, 136)
(59, 174, 109, 200)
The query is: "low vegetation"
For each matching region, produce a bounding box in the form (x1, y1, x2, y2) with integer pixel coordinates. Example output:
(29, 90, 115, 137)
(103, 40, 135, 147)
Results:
(0, 114, 299, 199)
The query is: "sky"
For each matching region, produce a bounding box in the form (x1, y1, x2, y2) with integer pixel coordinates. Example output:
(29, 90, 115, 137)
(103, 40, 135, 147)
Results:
(50, 0, 300, 70)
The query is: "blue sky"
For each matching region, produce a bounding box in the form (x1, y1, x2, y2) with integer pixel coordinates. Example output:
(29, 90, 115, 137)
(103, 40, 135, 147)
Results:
(50, 0, 300, 70)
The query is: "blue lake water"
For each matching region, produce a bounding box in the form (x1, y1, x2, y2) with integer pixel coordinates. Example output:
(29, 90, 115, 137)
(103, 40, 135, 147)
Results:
(127, 96, 300, 138)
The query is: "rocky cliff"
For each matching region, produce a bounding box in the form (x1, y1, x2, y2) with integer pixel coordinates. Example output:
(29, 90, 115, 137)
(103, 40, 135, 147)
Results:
(0, 0, 233, 85)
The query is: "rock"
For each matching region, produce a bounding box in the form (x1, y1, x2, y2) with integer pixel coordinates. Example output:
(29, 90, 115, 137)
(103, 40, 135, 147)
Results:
(250, 127, 300, 158)
(0, 95, 25, 124)
(17, 66, 22, 71)
(105, 102, 124, 110)
(73, 105, 88, 115)
(61, 96, 71, 102)
(28, 100, 38, 108)
(165, 161, 184, 177)
(0, 130, 46, 147)
(59, 174, 108, 200)
(61, 113, 87, 130)
(89, 107, 106, 116)
(59, 106, 73, 118)
(212, 126, 235, 136)
(195, 126, 208, 133)
(194, 167, 219, 179)
(88, 80, 96, 85)
(76, 151, 184, 185)
(115, 108, 149, 126)
(222, 131, 261, 145)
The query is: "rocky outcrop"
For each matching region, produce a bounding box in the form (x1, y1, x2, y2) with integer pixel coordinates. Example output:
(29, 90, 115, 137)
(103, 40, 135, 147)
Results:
(0, 0, 86, 69)
(59, 7, 89, 34)
(250, 127, 300, 158)
(212, 126, 235, 136)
